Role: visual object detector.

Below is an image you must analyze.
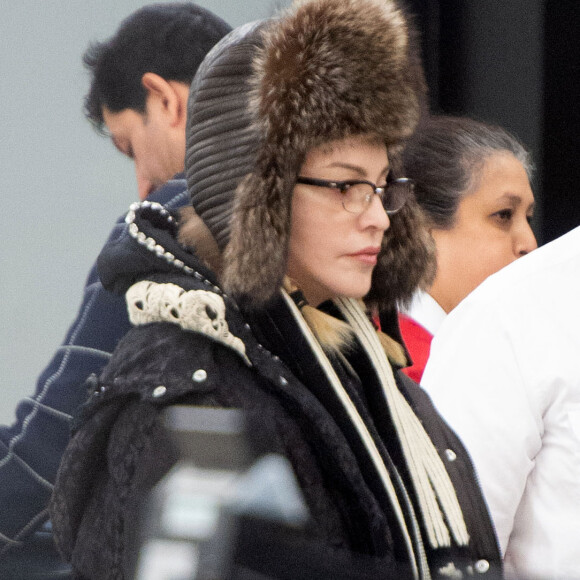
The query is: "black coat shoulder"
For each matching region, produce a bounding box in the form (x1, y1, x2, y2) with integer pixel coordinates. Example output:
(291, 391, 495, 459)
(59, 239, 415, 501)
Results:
(50, 321, 267, 577)
(76, 321, 254, 426)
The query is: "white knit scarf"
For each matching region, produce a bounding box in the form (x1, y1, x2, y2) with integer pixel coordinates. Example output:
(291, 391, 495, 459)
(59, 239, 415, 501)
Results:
(334, 298, 470, 550)
(282, 292, 470, 580)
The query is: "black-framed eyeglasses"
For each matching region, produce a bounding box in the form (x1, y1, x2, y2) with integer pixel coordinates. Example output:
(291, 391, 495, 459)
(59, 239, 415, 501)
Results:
(295, 171, 414, 215)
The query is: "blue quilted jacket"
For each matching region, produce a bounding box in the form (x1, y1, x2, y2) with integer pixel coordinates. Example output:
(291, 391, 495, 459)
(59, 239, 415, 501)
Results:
(0, 176, 189, 555)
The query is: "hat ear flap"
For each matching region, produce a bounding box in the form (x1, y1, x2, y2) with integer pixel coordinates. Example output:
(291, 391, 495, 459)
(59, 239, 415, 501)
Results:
(367, 197, 436, 310)
(222, 166, 295, 307)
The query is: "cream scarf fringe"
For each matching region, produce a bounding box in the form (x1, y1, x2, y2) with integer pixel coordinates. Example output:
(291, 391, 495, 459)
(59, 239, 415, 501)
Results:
(333, 298, 470, 549)
(281, 290, 469, 578)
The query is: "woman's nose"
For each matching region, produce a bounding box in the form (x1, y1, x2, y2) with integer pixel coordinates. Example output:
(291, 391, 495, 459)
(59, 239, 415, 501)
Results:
(515, 220, 538, 257)
(360, 193, 390, 231)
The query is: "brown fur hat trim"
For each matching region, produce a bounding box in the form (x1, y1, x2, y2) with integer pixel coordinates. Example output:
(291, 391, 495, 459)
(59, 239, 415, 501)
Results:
(186, 0, 431, 309)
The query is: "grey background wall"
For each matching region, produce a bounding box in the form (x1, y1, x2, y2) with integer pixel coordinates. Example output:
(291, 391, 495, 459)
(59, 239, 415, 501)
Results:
(0, 1, 287, 424)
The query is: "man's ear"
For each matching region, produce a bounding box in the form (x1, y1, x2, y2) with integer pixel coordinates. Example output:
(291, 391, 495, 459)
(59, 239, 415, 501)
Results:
(141, 72, 188, 128)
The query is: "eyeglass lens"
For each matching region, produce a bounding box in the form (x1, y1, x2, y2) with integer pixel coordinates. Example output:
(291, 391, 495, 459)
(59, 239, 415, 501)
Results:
(342, 182, 409, 214)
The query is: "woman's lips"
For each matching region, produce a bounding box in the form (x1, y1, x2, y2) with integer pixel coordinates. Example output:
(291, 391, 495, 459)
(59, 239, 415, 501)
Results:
(348, 247, 380, 265)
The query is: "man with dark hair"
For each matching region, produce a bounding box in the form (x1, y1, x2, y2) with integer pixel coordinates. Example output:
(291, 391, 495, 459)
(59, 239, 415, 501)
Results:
(85, 2, 231, 199)
(0, 3, 230, 571)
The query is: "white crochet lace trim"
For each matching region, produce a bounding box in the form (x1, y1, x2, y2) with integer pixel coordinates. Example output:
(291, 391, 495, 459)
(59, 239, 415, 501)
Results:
(126, 281, 248, 362)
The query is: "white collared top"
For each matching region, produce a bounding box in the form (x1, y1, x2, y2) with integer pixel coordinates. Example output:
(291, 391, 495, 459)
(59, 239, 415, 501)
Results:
(422, 226, 580, 580)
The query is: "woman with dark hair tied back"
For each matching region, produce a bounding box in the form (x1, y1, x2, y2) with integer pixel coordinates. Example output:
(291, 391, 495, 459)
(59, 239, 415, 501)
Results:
(397, 115, 537, 382)
(50, 2, 503, 579)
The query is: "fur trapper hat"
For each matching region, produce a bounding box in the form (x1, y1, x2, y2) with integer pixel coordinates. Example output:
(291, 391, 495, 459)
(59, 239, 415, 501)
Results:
(185, 0, 434, 310)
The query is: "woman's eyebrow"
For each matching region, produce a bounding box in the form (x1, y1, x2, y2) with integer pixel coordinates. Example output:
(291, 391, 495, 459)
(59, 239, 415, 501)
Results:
(496, 193, 530, 207)
(325, 162, 390, 178)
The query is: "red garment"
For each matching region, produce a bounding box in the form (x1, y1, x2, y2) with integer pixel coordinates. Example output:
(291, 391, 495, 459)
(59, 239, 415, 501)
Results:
(398, 312, 433, 383)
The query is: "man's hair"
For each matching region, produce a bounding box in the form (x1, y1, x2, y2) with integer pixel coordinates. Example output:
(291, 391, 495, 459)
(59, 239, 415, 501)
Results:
(83, 2, 231, 132)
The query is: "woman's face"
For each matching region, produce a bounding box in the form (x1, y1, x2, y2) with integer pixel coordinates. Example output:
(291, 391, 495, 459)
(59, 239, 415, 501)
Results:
(287, 136, 390, 306)
(430, 152, 537, 313)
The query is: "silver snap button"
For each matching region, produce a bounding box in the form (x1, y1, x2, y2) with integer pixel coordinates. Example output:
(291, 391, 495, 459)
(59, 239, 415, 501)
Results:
(475, 559, 490, 574)
(152, 385, 167, 398)
(445, 449, 457, 462)
(279, 376, 288, 386)
(192, 369, 208, 382)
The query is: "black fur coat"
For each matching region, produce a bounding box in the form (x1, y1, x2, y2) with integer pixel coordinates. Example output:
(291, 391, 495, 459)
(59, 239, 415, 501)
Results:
(49, 203, 501, 580)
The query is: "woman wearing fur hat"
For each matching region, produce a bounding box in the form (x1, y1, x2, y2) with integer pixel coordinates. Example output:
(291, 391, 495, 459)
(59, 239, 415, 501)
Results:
(50, 0, 502, 578)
